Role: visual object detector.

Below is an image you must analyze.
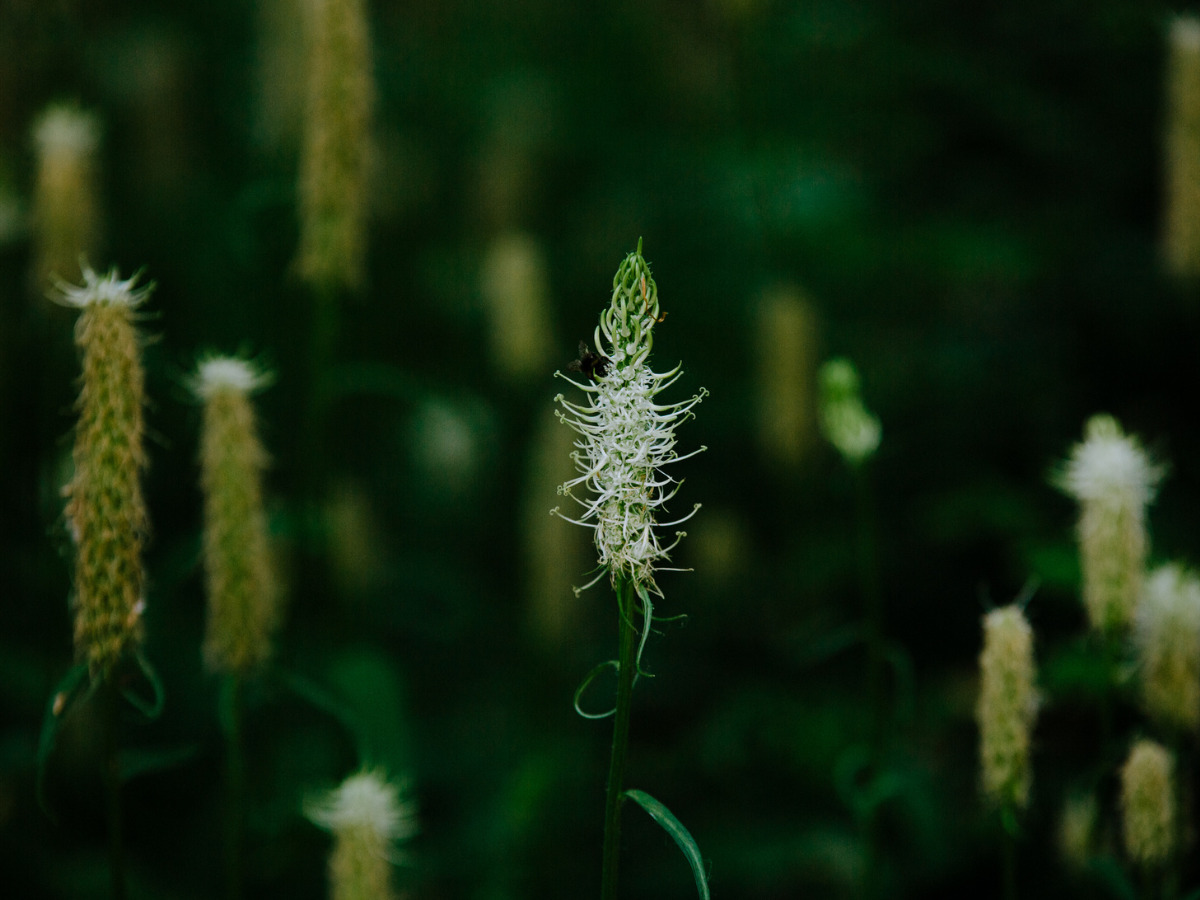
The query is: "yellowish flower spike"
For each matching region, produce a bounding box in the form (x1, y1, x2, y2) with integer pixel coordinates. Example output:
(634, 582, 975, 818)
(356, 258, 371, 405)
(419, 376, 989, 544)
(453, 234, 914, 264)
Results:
(193, 356, 280, 675)
(1055, 415, 1163, 635)
(306, 769, 418, 900)
(56, 267, 152, 677)
(480, 231, 553, 383)
(1164, 16, 1200, 277)
(295, 0, 374, 293)
(756, 285, 818, 469)
(32, 103, 102, 289)
(1121, 739, 1175, 868)
(1135, 563, 1200, 732)
(976, 604, 1037, 811)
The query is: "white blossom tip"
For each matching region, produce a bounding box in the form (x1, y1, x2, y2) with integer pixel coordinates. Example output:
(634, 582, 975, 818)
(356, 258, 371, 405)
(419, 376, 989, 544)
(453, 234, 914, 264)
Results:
(33, 104, 101, 156)
(1172, 15, 1200, 50)
(192, 355, 272, 399)
(1055, 414, 1163, 507)
(52, 265, 152, 309)
(305, 769, 417, 844)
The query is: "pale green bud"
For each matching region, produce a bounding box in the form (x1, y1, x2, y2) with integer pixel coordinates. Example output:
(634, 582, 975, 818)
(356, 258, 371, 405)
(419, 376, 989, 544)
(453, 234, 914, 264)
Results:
(977, 605, 1037, 811)
(1120, 739, 1175, 867)
(818, 357, 880, 467)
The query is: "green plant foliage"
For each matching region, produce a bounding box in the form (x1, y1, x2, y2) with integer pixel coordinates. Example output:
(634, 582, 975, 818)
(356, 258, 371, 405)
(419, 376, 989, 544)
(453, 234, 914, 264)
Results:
(624, 789, 710, 900)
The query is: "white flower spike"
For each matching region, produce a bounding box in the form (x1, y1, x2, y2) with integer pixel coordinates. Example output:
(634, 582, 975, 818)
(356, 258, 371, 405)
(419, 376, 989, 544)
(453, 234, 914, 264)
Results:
(306, 768, 417, 900)
(1055, 414, 1163, 634)
(552, 241, 707, 598)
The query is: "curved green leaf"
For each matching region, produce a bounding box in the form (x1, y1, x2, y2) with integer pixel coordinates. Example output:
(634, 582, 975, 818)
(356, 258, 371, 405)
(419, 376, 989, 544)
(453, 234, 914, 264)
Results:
(573, 660, 618, 719)
(624, 789, 710, 900)
(122, 650, 165, 719)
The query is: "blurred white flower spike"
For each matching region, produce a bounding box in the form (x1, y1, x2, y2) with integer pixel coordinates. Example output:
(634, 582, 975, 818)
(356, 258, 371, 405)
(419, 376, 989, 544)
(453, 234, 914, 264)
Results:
(553, 241, 707, 598)
(306, 768, 417, 900)
(1055, 414, 1164, 634)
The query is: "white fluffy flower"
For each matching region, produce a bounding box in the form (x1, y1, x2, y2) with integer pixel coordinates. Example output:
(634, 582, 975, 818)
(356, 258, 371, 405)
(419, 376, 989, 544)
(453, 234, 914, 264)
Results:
(1057, 415, 1162, 509)
(553, 244, 706, 596)
(1135, 563, 1200, 731)
(52, 265, 151, 308)
(306, 769, 417, 846)
(192, 355, 272, 399)
(33, 104, 101, 158)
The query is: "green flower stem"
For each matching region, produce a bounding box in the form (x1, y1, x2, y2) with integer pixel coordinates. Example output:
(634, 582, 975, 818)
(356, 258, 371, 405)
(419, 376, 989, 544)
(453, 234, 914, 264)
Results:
(1002, 821, 1016, 900)
(853, 466, 884, 753)
(601, 578, 639, 900)
(101, 678, 126, 900)
(223, 673, 246, 900)
(853, 465, 885, 899)
(1167, 734, 1185, 900)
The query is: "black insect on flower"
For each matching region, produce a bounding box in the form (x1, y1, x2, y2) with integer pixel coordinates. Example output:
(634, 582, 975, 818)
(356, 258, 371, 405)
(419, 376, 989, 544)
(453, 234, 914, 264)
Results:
(567, 340, 611, 382)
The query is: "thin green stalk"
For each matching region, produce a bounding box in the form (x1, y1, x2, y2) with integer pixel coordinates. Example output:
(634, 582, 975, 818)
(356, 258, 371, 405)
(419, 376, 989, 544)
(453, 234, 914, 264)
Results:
(1002, 822, 1016, 900)
(1166, 734, 1186, 900)
(223, 674, 246, 900)
(853, 466, 884, 756)
(101, 677, 126, 900)
(601, 579, 639, 900)
(853, 465, 885, 900)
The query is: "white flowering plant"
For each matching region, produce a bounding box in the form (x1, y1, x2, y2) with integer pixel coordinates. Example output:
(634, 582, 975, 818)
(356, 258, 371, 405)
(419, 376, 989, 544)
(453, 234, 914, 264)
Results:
(553, 239, 706, 609)
(552, 241, 707, 685)
(553, 241, 709, 900)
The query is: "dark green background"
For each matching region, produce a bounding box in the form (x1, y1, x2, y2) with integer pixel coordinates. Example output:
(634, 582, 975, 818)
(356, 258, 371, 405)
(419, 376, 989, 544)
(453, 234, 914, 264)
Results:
(2, 1, 1199, 897)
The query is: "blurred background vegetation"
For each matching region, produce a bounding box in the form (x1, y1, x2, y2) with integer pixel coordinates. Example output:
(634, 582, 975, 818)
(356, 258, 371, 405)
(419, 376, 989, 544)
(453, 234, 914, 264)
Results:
(2, 0, 1199, 897)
